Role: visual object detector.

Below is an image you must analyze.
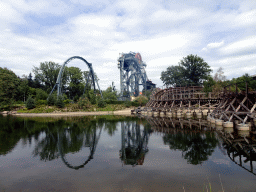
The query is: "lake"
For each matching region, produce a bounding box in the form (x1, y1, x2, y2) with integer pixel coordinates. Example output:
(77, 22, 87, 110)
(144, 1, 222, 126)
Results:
(0, 115, 255, 192)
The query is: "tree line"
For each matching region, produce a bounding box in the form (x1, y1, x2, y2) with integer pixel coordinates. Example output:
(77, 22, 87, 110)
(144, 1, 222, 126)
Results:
(0, 61, 119, 109)
(160, 54, 256, 93)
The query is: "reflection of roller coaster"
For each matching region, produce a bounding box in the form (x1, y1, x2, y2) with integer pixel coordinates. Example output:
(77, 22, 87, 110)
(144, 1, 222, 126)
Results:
(144, 116, 256, 174)
(120, 121, 152, 166)
(145, 116, 211, 132)
(58, 125, 102, 170)
(218, 131, 256, 175)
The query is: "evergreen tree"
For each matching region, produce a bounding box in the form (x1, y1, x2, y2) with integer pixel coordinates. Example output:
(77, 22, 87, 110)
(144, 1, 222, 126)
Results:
(26, 96, 36, 109)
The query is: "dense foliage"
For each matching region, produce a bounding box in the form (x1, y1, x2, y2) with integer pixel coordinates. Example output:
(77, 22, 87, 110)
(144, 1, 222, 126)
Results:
(26, 96, 36, 109)
(161, 54, 212, 87)
(0, 67, 20, 107)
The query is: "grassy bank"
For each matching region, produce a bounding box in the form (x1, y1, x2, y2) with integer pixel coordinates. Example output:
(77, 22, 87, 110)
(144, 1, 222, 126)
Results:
(16, 103, 129, 113)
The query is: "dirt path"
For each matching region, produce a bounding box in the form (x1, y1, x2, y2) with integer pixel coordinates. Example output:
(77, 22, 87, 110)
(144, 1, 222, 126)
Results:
(1, 108, 134, 117)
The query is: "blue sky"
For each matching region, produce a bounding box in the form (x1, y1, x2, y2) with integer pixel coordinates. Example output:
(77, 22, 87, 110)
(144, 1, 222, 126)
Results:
(1, 0, 256, 90)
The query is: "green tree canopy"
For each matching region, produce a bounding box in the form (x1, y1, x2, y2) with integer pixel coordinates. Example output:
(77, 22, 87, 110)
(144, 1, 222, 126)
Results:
(102, 86, 117, 102)
(0, 67, 20, 106)
(33, 61, 65, 92)
(161, 54, 212, 87)
(67, 67, 84, 99)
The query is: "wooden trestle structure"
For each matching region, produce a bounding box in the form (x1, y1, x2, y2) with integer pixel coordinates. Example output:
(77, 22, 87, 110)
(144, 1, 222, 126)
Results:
(139, 85, 256, 130)
(210, 90, 256, 126)
(145, 86, 220, 114)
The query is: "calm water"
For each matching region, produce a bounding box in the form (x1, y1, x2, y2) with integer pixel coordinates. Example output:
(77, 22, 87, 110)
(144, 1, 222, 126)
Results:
(0, 115, 255, 192)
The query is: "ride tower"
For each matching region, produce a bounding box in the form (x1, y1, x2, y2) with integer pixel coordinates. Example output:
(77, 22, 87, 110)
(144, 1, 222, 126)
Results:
(118, 52, 154, 100)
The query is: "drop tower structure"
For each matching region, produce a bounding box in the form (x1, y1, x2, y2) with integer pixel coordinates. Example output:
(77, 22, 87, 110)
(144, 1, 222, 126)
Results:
(117, 52, 155, 100)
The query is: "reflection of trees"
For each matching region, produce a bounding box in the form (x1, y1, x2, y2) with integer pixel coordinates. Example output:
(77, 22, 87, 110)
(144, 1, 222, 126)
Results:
(120, 121, 152, 166)
(0, 116, 45, 155)
(33, 131, 59, 161)
(104, 120, 118, 136)
(163, 131, 218, 165)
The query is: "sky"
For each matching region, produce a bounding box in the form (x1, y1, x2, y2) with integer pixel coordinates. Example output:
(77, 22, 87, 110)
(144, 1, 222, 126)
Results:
(1, 0, 256, 90)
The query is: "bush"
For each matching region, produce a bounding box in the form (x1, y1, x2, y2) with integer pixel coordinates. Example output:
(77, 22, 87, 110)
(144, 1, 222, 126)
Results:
(35, 89, 48, 101)
(77, 97, 91, 109)
(36, 100, 47, 106)
(55, 96, 65, 108)
(97, 98, 106, 108)
(47, 94, 55, 106)
(89, 90, 97, 104)
(26, 96, 36, 109)
(124, 101, 132, 108)
(105, 100, 125, 104)
(64, 99, 72, 105)
(135, 95, 148, 106)
(131, 100, 140, 107)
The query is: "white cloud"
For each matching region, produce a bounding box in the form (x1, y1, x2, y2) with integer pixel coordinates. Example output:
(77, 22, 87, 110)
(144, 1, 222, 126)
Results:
(0, 0, 256, 90)
(4, 0, 72, 16)
(202, 40, 224, 51)
(219, 36, 256, 55)
(0, 1, 25, 25)
(207, 41, 224, 49)
(233, 9, 256, 27)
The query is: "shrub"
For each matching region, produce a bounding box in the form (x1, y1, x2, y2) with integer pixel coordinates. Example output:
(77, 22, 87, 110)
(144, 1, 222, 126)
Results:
(47, 94, 55, 106)
(36, 100, 47, 106)
(77, 97, 91, 109)
(63, 99, 72, 105)
(131, 100, 140, 107)
(26, 96, 36, 109)
(35, 89, 48, 101)
(135, 95, 148, 106)
(90, 93, 97, 104)
(97, 98, 106, 108)
(55, 96, 65, 108)
(124, 101, 132, 108)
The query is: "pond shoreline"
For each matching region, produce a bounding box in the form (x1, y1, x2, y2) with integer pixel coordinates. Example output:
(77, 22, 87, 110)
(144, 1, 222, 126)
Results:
(0, 108, 134, 117)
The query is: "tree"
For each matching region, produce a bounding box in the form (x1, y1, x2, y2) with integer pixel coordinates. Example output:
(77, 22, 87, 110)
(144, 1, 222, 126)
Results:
(161, 54, 212, 87)
(97, 98, 106, 108)
(35, 89, 48, 101)
(102, 86, 117, 102)
(0, 67, 20, 107)
(83, 71, 99, 88)
(66, 67, 84, 99)
(28, 73, 34, 87)
(33, 62, 63, 92)
(26, 96, 36, 109)
(17, 75, 29, 102)
(55, 95, 65, 108)
(160, 66, 186, 87)
(231, 73, 256, 91)
(47, 94, 55, 106)
(213, 67, 226, 82)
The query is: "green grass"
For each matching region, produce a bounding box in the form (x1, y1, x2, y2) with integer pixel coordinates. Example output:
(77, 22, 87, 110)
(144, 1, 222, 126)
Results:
(17, 106, 56, 113)
(16, 104, 127, 113)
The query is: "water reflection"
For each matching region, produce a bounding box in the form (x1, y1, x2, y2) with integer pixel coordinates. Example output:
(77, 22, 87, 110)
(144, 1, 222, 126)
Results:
(32, 119, 104, 169)
(218, 131, 256, 175)
(163, 130, 218, 165)
(58, 122, 102, 170)
(120, 121, 152, 166)
(0, 115, 255, 175)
